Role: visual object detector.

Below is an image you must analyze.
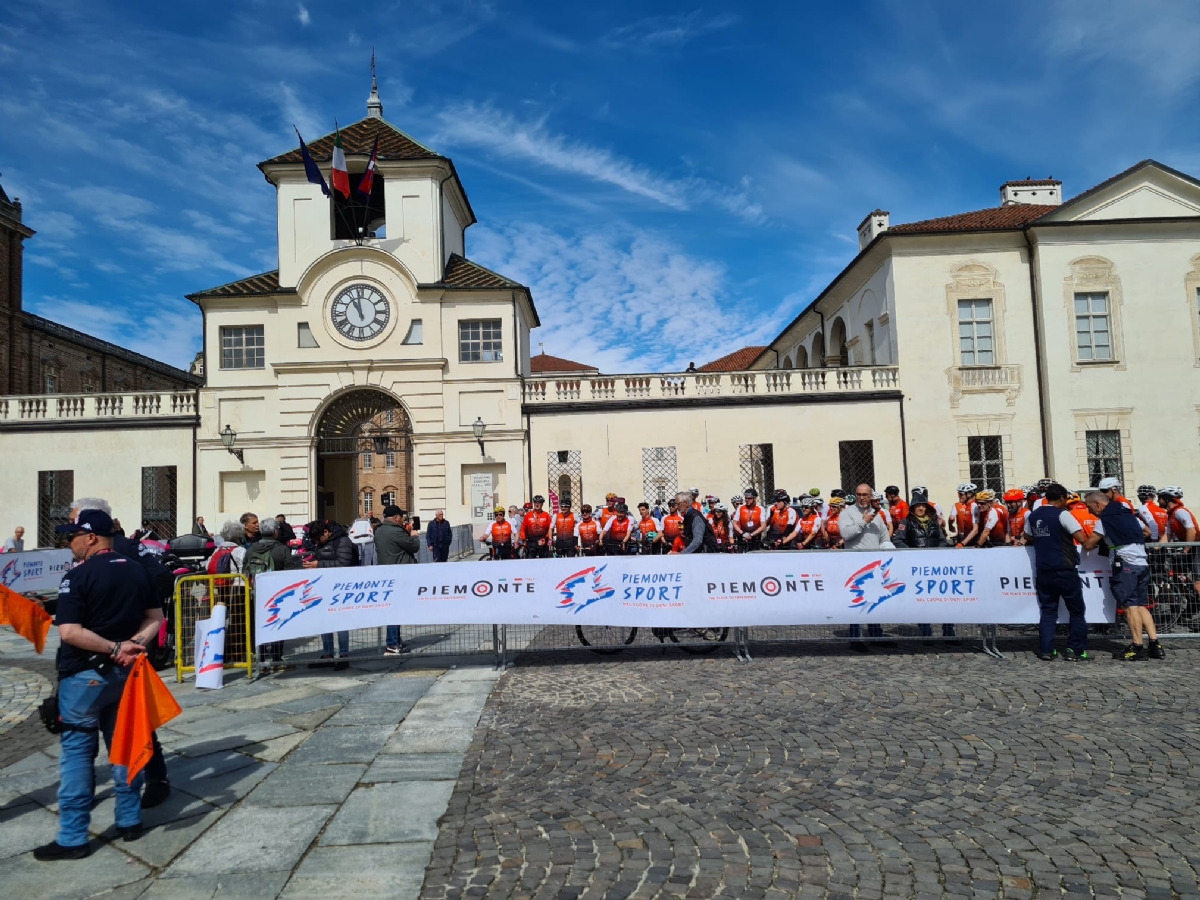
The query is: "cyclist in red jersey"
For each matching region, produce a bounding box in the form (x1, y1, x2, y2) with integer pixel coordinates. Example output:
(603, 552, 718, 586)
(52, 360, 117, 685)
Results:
(602, 503, 636, 555)
(764, 489, 797, 548)
(576, 505, 603, 556)
(953, 483, 979, 547)
(519, 495, 552, 559)
(709, 504, 733, 550)
(552, 503, 578, 557)
(787, 498, 822, 549)
(885, 485, 908, 524)
(1066, 492, 1097, 540)
(1004, 489, 1027, 545)
(1158, 487, 1200, 601)
(822, 497, 846, 549)
(733, 488, 769, 549)
(598, 493, 619, 528)
(1135, 485, 1167, 540)
(689, 486, 702, 512)
(635, 502, 663, 554)
(482, 507, 515, 560)
(971, 490, 1008, 547)
(661, 500, 684, 554)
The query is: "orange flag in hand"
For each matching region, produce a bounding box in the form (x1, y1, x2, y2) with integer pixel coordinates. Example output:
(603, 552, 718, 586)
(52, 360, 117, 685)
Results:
(0, 584, 53, 653)
(109, 655, 182, 783)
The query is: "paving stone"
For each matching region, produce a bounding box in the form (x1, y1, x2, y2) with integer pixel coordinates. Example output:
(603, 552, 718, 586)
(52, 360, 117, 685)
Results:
(141, 870, 292, 899)
(0, 841, 151, 899)
(325, 699, 418, 726)
(166, 723, 300, 757)
(280, 706, 343, 731)
(286, 725, 396, 765)
(173, 758, 276, 807)
(249, 730, 313, 762)
(356, 674, 440, 704)
(168, 804, 337, 876)
(280, 842, 432, 898)
(245, 763, 366, 807)
(380, 724, 476, 755)
(0, 801, 57, 859)
(361, 753, 465, 783)
(321, 781, 456, 845)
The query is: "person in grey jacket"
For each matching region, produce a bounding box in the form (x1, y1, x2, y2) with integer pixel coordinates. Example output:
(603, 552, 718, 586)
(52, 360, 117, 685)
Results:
(840, 484, 894, 648)
(302, 520, 356, 669)
(376, 505, 421, 654)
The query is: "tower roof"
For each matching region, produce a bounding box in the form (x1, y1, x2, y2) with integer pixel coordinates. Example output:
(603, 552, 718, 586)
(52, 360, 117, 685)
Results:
(258, 117, 441, 168)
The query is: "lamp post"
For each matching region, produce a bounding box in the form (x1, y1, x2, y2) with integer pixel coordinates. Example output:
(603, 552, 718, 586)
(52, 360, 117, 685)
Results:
(220, 425, 245, 465)
(472, 417, 486, 457)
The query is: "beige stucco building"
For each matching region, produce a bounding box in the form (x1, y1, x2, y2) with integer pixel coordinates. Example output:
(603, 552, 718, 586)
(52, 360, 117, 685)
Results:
(2, 87, 1199, 545)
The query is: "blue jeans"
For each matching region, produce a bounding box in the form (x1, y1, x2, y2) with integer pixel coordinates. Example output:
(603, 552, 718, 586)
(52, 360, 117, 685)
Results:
(57, 667, 144, 847)
(321, 632, 349, 656)
(1036, 568, 1088, 654)
(386, 625, 404, 648)
(848, 623, 884, 638)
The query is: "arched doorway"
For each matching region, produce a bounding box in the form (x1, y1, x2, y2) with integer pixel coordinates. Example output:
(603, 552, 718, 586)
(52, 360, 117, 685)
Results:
(810, 333, 825, 368)
(315, 389, 412, 525)
(828, 318, 848, 366)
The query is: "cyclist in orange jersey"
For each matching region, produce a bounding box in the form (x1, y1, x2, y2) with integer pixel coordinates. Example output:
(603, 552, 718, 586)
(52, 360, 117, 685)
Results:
(1157, 487, 1200, 600)
(599, 493, 619, 528)
(885, 485, 908, 524)
(1135, 485, 1167, 540)
(971, 490, 1008, 547)
(576, 505, 603, 556)
(1004, 489, 1028, 545)
(822, 497, 846, 549)
(953, 483, 979, 548)
(520, 495, 553, 559)
(482, 507, 515, 560)
(552, 503, 578, 557)
(661, 499, 684, 553)
(601, 503, 636, 555)
(789, 498, 824, 549)
(764, 489, 797, 548)
(1066, 492, 1097, 540)
(733, 487, 769, 550)
(635, 502, 663, 554)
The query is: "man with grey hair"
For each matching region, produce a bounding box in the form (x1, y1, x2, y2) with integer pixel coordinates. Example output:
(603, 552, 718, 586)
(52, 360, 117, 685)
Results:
(839, 484, 893, 649)
(3, 526, 25, 553)
(671, 491, 716, 554)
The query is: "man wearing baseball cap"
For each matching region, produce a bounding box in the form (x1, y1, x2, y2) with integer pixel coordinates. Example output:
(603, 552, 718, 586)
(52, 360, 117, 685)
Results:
(36, 510, 164, 860)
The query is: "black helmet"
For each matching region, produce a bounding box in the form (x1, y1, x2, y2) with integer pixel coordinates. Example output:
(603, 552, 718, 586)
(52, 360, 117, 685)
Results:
(885, 485, 900, 495)
(617, 503, 630, 514)
(772, 488, 789, 503)
(744, 487, 758, 498)
(532, 495, 545, 504)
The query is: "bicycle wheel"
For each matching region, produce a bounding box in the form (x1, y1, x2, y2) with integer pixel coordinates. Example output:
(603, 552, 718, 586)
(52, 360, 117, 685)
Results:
(1149, 580, 1186, 633)
(668, 627, 729, 654)
(575, 625, 638, 654)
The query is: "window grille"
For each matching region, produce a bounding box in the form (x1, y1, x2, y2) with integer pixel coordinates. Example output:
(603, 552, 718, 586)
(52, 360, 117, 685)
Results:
(1074, 293, 1112, 361)
(141, 466, 178, 539)
(220, 326, 265, 369)
(548, 450, 583, 509)
(837, 441, 874, 494)
(38, 470, 74, 548)
(642, 448, 677, 507)
(967, 436, 1004, 492)
(738, 444, 775, 498)
(459, 320, 503, 362)
(1085, 430, 1123, 486)
(957, 299, 994, 365)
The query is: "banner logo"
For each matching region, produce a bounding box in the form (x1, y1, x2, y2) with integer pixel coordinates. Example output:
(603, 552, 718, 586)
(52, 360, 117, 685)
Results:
(0, 558, 17, 588)
(472, 581, 493, 597)
(264, 578, 323, 630)
(846, 558, 905, 613)
(760, 577, 782, 596)
(556, 565, 615, 614)
(198, 625, 225, 674)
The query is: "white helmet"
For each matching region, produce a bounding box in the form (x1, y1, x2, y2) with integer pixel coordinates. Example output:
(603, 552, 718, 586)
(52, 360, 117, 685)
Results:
(1098, 477, 1121, 491)
(872, 491, 885, 501)
(1160, 485, 1184, 500)
(957, 482, 978, 493)
(689, 487, 700, 496)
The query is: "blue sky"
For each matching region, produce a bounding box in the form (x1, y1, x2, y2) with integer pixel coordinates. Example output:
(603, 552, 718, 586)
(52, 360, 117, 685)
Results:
(4, 0, 1200, 373)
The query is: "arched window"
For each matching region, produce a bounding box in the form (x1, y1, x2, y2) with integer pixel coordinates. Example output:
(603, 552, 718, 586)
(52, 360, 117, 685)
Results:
(782, 355, 793, 369)
(796, 345, 809, 369)
(811, 333, 825, 367)
(828, 318, 848, 366)
(333, 170, 386, 241)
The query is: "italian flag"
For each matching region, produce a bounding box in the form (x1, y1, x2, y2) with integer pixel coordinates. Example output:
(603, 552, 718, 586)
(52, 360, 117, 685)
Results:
(331, 127, 350, 199)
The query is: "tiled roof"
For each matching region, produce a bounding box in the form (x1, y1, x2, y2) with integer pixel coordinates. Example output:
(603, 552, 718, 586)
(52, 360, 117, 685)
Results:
(1002, 179, 1061, 187)
(187, 270, 287, 300)
(698, 346, 767, 372)
(888, 204, 1058, 234)
(260, 118, 441, 167)
(23, 314, 201, 385)
(530, 352, 598, 374)
(438, 254, 524, 290)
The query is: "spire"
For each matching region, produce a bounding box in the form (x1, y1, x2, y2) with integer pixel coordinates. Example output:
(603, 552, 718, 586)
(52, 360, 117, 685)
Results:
(366, 50, 383, 119)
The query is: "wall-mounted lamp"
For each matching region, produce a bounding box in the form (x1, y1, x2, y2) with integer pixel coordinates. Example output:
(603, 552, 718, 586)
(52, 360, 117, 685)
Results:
(472, 417, 486, 457)
(220, 424, 245, 465)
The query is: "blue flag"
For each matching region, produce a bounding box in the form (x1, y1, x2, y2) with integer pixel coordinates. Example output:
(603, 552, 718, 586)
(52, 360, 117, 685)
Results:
(294, 127, 330, 198)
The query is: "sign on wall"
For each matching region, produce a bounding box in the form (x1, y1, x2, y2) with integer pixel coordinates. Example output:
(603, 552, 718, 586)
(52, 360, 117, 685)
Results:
(253, 547, 1116, 646)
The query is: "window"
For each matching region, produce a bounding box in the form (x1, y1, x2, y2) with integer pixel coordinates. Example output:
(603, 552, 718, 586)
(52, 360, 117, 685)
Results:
(298, 322, 320, 348)
(1085, 430, 1123, 486)
(381, 490, 396, 509)
(38, 469, 74, 548)
(44, 373, 58, 393)
(385, 450, 396, 470)
(739, 444, 776, 499)
(459, 320, 503, 362)
(838, 441, 874, 494)
(1074, 293, 1112, 361)
(221, 326, 265, 369)
(402, 319, 423, 345)
(362, 491, 374, 514)
(967, 436, 1004, 492)
(362, 450, 373, 471)
(957, 299, 994, 365)
(642, 447, 678, 507)
(141, 466, 178, 539)
(865, 321, 876, 365)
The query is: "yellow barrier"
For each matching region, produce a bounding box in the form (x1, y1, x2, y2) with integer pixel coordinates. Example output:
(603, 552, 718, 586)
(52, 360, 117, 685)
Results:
(173, 573, 255, 684)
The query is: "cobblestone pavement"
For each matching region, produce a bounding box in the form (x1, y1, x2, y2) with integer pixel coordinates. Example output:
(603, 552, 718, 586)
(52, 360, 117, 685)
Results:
(0, 664, 53, 738)
(424, 643, 1200, 900)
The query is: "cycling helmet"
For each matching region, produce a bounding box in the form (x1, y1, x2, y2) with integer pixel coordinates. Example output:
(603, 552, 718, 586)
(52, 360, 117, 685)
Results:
(885, 485, 900, 495)
(605, 492, 618, 501)
(714, 503, 728, 512)
(645, 531, 658, 541)
(1160, 486, 1184, 500)
(911, 485, 927, 494)
(772, 489, 790, 503)
(523, 502, 533, 510)
(1065, 491, 1081, 503)
(616, 503, 629, 514)
(1097, 477, 1121, 491)
(1020, 484, 1036, 494)
(744, 487, 758, 497)
(690, 487, 700, 496)
(731, 494, 744, 507)
(581, 504, 593, 514)
(871, 491, 885, 501)
(1036, 478, 1055, 491)
(975, 489, 996, 502)
(808, 487, 821, 497)
(1003, 489, 1026, 502)
(828, 497, 847, 507)
(831, 488, 846, 498)
(532, 494, 545, 503)
(957, 482, 977, 494)
(494, 505, 506, 514)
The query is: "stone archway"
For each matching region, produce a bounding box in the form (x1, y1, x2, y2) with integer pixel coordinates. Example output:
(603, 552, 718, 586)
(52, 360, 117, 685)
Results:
(314, 389, 412, 525)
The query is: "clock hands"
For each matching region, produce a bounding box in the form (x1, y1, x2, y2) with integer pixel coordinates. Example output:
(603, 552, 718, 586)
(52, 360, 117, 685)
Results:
(352, 297, 365, 322)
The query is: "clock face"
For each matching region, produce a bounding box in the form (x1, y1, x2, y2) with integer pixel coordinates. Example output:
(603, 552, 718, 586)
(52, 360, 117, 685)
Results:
(331, 284, 390, 342)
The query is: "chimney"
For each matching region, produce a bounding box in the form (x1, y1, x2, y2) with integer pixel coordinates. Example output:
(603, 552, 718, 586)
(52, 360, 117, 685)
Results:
(857, 209, 890, 250)
(1000, 178, 1062, 206)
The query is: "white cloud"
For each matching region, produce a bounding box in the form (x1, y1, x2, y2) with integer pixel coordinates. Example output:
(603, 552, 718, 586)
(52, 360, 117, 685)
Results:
(297, 4, 311, 27)
(470, 223, 777, 373)
(275, 82, 324, 142)
(27, 295, 200, 370)
(434, 103, 761, 221)
(602, 11, 738, 50)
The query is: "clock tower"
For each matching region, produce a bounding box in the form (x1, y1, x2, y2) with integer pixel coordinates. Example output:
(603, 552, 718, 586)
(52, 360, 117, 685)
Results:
(187, 81, 539, 528)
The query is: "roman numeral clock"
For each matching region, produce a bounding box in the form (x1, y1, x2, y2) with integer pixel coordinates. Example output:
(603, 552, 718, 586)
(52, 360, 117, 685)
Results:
(330, 284, 391, 343)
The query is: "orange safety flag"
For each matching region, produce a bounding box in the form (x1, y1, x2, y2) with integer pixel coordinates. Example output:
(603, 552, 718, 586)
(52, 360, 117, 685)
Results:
(109, 655, 182, 783)
(0, 584, 52, 653)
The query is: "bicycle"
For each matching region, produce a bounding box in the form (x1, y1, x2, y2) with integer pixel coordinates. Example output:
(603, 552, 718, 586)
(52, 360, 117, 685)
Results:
(574, 625, 730, 655)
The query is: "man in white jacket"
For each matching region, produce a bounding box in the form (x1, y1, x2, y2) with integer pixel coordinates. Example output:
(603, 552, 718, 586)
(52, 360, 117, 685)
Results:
(839, 484, 891, 550)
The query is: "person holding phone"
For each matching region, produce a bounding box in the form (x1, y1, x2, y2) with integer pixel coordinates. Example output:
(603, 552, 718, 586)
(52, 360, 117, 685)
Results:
(376, 505, 420, 654)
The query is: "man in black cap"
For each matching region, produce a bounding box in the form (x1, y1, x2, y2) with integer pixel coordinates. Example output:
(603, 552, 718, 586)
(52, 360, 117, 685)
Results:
(35, 510, 164, 861)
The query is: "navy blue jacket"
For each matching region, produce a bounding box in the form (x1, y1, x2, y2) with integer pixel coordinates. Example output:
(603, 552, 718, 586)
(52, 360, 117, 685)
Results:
(1028, 506, 1081, 571)
(427, 518, 453, 550)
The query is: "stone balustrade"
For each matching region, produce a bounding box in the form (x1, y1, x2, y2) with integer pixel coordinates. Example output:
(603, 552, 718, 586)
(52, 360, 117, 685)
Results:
(0, 390, 199, 424)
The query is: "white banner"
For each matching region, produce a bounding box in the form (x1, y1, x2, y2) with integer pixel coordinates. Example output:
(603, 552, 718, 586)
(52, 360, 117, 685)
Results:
(194, 604, 227, 690)
(254, 547, 1116, 646)
(0, 550, 73, 594)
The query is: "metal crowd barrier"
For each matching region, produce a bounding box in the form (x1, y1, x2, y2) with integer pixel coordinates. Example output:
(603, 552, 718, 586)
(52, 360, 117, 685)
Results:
(174, 573, 255, 683)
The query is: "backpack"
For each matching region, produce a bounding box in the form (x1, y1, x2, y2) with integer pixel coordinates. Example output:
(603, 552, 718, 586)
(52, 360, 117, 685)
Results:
(243, 545, 277, 580)
(207, 546, 235, 575)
